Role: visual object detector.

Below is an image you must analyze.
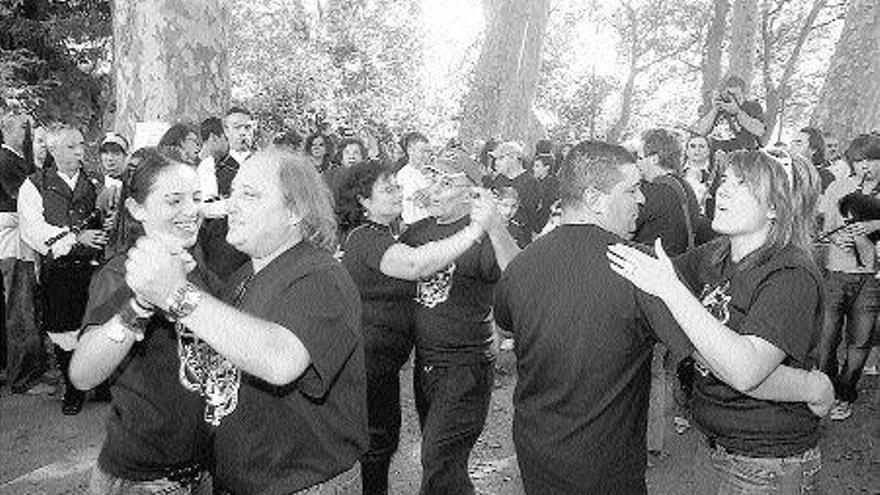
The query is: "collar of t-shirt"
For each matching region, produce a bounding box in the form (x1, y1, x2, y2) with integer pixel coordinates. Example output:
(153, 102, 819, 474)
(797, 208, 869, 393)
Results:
(1, 144, 23, 159)
(56, 170, 79, 191)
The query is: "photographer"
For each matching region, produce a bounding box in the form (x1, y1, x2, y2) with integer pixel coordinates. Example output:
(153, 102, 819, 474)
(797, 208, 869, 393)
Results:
(695, 75, 766, 153)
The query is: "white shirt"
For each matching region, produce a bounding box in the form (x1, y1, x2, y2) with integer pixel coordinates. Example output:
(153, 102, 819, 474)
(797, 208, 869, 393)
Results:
(229, 149, 251, 167)
(818, 175, 874, 273)
(397, 163, 431, 225)
(197, 155, 219, 199)
(17, 173, 78, 258)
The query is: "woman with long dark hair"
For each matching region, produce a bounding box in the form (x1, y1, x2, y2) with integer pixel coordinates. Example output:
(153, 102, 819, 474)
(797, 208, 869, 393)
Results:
(305, 132, 335, 173)
(609, 150, 834, 493)
(70, 148, 216, 493)
(336, 160, 496, 494)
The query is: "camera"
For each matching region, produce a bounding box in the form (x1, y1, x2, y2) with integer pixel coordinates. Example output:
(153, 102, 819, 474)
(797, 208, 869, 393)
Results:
(716, 90, 736, 106)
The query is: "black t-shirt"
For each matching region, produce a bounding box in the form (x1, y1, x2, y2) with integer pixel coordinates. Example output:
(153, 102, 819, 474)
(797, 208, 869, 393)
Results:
(535, 175, 560, 233)
(634, 175, 701, 257)
(707, 99, 764, 152)
(81, 253, 218, 481)
(488, 172, 542, 247)
(213, 241, 368, 495)
(674, 239, 823, 457)
(494, 224, 693, 492)
(400, 216, 501, 366)
(341, 222, 415, 365)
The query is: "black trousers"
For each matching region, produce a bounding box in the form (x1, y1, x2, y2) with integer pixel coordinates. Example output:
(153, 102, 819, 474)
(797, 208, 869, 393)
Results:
(41, 257, 95, 398)
(413, 360, 492, 495)
(360, 324, 413, 495)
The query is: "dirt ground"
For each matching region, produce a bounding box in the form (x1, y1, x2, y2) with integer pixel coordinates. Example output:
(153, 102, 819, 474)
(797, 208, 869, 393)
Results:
(1, 349, 878, 494)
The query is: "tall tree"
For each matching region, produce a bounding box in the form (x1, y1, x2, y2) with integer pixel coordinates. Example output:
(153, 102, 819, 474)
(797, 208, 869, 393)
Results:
(699, 0, 730, 114)
(728, 0, 759, 87)
(458, 0, 550, 151)
(607, 0, 704, 143)
(759, 0, 827, 145)
(113, 0, 230, 139)
(812, 0, 880, 143)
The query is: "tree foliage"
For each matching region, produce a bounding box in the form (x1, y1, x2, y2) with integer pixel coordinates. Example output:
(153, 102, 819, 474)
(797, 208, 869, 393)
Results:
(0, 0, 110, 133)
(230, 0, 424, 140)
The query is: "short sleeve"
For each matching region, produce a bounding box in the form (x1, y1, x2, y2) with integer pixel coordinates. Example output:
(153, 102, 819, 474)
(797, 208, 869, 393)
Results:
(637, 289, 694, 365)
(493, 270, 513, 333)
(738, 268, 820, 364)
(79, 258, 131, 335)
(743, 100, 764, 121)
(478, 237, 502, 282)
(269, 270, 359, 399)
(347, 227, 396, 272)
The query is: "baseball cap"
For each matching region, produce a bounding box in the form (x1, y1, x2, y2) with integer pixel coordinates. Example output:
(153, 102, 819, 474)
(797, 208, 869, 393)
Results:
(489, 141, 524, 159)
(100, 132, 129, 154)
(426, 147, 484, 185)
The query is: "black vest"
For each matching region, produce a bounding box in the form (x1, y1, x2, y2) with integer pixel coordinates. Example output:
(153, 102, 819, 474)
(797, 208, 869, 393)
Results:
(0, 147, 36, 212)
(30, 169, 100, 258)
(215, 154, 241, 197)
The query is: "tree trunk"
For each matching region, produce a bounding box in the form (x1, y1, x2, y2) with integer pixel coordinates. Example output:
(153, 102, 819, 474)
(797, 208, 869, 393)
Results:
(458, 0, 549, 153)
(700, 0, 730, 115)
(728, 0, 759, 88)
(812, 0, 880, 144)
(113, 0, 230, 140)
(607, 4, 638, 144)
(761, 0, 826, 146)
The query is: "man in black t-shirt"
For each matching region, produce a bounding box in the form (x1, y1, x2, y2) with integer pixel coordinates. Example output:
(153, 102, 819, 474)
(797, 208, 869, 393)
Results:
(695, 75, 766, 153)
(494, 141, 694, 494)
(400, 147, 519, 495)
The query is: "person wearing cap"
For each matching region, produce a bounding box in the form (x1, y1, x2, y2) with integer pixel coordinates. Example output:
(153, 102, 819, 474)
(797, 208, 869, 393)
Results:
(96, 132, 129, 258)
(487, 141, 542, 248)
(399, 147, 519, 494)
(336, 159, 502, 494)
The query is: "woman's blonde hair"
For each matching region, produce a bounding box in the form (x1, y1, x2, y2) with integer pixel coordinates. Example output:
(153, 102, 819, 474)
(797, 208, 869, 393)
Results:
(266, 148, 338, 252)
(712, 149, 818, 270)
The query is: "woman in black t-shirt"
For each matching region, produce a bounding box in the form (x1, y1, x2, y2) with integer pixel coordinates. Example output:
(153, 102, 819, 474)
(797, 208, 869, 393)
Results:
(609, 150, 834, 494)
(336, 160, 490, 495)
(70, 149, 218, 494)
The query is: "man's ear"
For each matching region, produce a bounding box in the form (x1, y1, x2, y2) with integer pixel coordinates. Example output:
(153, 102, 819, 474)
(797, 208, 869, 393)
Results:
(582, 187, 607, 215)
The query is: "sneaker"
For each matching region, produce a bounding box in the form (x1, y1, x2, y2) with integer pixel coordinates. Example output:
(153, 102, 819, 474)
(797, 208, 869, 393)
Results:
(862, 365, 879, 376)
(829, 401, 852, 421)
(673, 416, 691, 434)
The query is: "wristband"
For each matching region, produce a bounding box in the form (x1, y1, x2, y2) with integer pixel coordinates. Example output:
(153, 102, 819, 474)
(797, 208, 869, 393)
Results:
(166, 283, 202, 321)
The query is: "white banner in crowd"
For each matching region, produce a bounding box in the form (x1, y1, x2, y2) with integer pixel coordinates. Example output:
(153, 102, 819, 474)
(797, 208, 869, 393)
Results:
(132, 121, 171, 151)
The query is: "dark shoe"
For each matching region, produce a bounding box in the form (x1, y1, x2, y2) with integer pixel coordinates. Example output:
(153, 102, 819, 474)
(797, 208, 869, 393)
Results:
(62, 390, 85, 416)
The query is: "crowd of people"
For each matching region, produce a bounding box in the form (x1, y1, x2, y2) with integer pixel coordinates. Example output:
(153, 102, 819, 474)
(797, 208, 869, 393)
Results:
(0, 72, 878, 495)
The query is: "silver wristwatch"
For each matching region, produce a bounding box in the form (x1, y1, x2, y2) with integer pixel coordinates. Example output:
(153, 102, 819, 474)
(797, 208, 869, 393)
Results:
(166, 283, 202, 321)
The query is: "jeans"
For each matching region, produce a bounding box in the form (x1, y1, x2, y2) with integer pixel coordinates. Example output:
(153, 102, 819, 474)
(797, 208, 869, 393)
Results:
(815, 272, 880, 402)
(414, 360, 493, 495)
(517, 453, 646, 495)
(695, 439, 821, 494)
(87, 464, 212, 495)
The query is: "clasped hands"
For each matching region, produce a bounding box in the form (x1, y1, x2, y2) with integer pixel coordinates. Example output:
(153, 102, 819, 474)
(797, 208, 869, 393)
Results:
(125, 236, 197, 313)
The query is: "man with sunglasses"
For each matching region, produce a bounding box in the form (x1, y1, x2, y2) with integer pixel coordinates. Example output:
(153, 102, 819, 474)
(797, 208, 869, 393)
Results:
(399, 147, 519, 494)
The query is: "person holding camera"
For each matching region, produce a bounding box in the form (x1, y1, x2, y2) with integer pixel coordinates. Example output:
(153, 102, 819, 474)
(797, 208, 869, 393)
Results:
(695, 75, 766, 153)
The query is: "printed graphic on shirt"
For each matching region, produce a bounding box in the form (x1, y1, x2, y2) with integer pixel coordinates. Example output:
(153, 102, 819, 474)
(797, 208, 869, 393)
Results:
(177, 323, 241, 426)
(695, 281, 732, 377)
(416, 263, 456, 308)
(709, 116, 738, 142)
